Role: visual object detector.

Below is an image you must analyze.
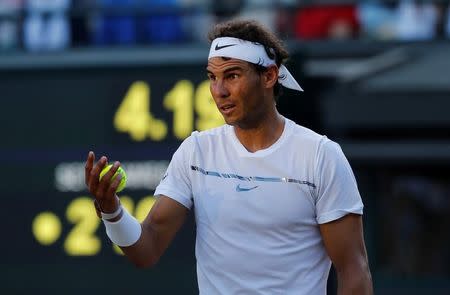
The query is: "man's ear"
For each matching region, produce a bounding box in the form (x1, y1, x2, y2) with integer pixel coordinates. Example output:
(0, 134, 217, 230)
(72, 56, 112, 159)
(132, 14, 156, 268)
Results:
(262, 65, 279, 89)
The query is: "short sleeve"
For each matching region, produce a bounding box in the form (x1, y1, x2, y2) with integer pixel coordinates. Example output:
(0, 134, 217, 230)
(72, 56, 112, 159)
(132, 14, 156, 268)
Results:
(154, 135, 195, 209)
(314, 139, 364, 224)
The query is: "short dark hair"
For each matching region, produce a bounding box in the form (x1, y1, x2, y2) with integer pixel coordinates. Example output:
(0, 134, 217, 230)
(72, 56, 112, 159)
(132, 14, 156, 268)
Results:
(208, 19, 289, 99)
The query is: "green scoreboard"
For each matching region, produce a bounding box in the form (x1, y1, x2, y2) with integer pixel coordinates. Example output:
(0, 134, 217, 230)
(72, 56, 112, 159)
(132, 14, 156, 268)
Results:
(0, 49, 228, 293)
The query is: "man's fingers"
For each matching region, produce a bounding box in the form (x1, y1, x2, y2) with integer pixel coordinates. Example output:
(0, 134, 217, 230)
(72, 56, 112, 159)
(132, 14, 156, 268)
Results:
(86, 156, 122, 217)
(85, 151, 95, 187)
(88, 156, 108, 195)
(99, 172, 121, 213)
(96, 161, 121, 197)
(106, 172, 122, 197)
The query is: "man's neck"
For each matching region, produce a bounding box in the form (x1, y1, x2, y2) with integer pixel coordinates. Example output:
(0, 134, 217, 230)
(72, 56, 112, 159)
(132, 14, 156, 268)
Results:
(234, 111, 285, 153)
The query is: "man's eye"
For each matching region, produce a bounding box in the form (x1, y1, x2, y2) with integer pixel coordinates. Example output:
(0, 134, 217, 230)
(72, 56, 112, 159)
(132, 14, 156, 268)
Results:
(229, 74, 238, 80)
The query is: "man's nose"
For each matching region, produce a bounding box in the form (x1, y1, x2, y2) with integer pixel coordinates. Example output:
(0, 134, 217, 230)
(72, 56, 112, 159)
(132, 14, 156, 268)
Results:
(211, 80, 230, 98)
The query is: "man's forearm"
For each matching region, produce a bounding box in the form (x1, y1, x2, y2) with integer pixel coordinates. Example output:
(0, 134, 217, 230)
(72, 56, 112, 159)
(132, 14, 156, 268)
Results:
(120, 223, 160, 268)
(337, 267, 373, 295)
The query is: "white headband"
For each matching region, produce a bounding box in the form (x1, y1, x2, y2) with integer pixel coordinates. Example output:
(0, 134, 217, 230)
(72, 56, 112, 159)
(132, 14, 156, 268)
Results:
(208, 37, 303, 92)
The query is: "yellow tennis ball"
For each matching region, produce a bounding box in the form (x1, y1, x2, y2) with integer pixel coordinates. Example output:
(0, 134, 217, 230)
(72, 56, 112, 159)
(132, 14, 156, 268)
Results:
(99, 164, 127, 193)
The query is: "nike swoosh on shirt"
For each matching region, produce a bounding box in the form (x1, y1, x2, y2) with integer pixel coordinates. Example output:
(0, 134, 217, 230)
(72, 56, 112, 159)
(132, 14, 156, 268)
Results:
(236, 184, 259, 192)
(215, 43, 236, 51)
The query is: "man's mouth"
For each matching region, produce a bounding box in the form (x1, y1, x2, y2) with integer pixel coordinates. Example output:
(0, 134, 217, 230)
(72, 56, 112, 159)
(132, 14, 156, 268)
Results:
(220, 104, 236, 114)
(221, 104, 234, 110)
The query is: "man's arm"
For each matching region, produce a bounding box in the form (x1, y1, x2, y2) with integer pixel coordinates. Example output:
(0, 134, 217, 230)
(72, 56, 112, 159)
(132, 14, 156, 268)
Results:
(319, 213, 373, 295)
(121, 195, 189, 268)
(85, 151, 189, 268)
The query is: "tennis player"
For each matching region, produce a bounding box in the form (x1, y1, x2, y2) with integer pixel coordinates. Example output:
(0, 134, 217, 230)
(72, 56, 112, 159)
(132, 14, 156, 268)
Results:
(85, 19, 373, 294)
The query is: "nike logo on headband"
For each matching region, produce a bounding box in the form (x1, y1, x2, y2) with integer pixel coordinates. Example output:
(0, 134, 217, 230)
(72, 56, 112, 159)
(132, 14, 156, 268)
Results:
(215, 43, 236, 51)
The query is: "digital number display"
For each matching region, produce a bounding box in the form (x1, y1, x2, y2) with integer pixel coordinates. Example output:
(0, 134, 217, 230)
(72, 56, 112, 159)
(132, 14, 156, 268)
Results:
(114, 80, 223, 141)
(0, 63, 214, 293)
(32, 195, 156, 256)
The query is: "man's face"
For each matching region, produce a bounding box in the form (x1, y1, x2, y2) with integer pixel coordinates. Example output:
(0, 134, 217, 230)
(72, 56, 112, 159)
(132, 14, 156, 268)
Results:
(206, 57, 271, 128)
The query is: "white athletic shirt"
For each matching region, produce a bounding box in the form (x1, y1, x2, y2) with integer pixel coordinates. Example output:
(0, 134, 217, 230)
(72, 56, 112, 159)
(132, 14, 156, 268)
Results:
(155, 117, 364, 295)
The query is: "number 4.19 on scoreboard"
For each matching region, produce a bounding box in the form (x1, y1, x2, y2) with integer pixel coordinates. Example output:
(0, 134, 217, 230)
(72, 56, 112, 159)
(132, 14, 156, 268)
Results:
(113, 80, 224, 142)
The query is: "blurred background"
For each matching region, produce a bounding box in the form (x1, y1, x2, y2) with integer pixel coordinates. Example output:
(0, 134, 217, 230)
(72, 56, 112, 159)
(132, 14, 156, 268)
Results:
(0, 0, 449, 294)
